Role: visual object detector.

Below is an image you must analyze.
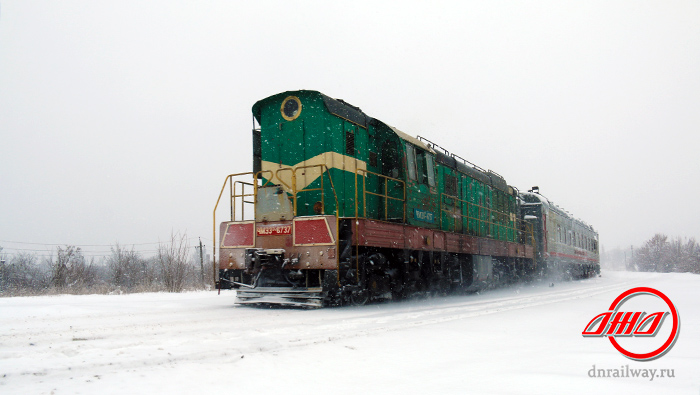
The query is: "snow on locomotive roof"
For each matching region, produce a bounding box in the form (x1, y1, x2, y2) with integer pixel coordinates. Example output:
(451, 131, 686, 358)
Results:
(386, 125, 435, 154)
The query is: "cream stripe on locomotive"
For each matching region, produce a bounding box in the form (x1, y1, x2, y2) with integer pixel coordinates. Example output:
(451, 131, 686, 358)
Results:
(261, 151, 367, 193)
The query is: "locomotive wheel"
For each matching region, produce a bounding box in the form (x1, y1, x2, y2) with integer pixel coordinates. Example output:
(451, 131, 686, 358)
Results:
(349, 288, 369, 306)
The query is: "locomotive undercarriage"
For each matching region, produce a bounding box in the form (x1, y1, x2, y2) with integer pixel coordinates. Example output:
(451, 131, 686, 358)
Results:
(220, 233, 539, 308)
(220, 248, 329, 307)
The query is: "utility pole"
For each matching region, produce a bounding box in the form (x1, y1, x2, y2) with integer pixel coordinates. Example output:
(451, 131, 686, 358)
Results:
(198, 238, 205, 285)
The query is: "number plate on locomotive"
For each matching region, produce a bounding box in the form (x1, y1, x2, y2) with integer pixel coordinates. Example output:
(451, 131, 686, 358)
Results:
(256, 225, 292, 236)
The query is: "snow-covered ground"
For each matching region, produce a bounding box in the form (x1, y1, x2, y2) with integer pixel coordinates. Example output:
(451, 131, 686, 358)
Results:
(1, 270, 698, 394)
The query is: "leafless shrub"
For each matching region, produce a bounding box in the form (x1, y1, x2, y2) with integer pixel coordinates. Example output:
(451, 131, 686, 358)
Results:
(157, 232, 190, 292)
(0, 252, 50, 295)
(107, 243, 143, 289)
(1, 234, 214, 296)
(48, 246, 99, 290)
(632, 234, 700, 274)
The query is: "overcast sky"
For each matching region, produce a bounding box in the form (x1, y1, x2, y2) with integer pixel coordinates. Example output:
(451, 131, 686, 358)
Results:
(1, 1, 699, 259)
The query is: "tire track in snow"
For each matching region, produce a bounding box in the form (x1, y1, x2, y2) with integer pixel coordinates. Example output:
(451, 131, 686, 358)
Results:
(1, 274, 646, 381)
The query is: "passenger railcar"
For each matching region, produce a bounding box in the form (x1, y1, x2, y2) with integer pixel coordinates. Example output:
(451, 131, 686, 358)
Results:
(213, 90, 599, 307)
(521, 187, 600, 278)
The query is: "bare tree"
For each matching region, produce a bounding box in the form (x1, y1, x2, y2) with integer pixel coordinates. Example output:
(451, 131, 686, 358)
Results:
(0, 246, 7, 291)
(107, 243, 141, 289)
(0, 252, 50, 295)
(632, 234, 700, 273)
(157, 232, 190, 292)
(138, 256, 161, 290)
(633, 234, 671, 272)
(48, 246, 98, 290)
(677, 237, 700, 274)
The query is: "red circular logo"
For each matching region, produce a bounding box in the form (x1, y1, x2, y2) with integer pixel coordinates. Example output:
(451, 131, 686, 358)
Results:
(582, 287, 680, 361)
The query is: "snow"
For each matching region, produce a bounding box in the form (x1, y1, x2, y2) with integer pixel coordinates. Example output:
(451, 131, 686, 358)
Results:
(1, 271, 699, 394)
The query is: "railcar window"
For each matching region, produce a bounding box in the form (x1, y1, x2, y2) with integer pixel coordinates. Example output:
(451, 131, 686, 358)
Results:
(417, 152, 426, 184)
(425, 154, 436, 187)
(557, 225, 561, 243)
(406, 144, 417, 181)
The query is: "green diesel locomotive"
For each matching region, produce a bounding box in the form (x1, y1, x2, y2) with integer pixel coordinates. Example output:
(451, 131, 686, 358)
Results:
(214, 90, 599, 307)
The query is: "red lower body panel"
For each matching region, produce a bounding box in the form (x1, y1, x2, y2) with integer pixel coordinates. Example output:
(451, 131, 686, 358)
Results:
(352, 219, 534, 259)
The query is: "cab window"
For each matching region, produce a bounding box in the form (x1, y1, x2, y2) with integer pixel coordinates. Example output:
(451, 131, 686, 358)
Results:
(425, 154, 436, 187)
(406, 144, 435, 187)
(406, 144, 417, 181)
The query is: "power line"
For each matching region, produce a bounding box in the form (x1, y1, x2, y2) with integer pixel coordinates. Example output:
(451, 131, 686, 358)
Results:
(1, 247, 160, 254)
(0, 237, 203, 248)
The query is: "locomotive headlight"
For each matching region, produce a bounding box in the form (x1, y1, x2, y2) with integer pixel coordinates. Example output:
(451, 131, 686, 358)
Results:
(281, 96, 302, 121)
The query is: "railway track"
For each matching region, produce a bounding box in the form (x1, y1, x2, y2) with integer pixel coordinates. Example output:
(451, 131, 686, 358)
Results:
(0, 273, 650, 385)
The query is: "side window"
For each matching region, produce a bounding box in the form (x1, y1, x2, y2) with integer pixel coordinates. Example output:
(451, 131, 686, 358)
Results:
(557, 224, 562, 243)
(406, 144, 417, 181)
(425, 154, 436, 187)
(416, 150, 426, 184)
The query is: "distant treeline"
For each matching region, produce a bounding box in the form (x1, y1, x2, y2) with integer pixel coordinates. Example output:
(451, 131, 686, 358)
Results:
(0, 232, 214, 297)
(628, 234, 700, 274)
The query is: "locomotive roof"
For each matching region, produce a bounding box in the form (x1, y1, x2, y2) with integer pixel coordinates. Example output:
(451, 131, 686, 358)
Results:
(254, 90, 514, 193)
(253, 90, 435, 153)
(386, 124, 435, 154)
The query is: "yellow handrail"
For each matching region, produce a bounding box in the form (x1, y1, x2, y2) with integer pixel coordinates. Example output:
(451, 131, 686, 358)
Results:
(355, 169, 406, 222)
(213, 167, 535, 287)
(213, 172, 255, 285)
(439, 192, 535, 247)
(275, 165, 340, 216)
